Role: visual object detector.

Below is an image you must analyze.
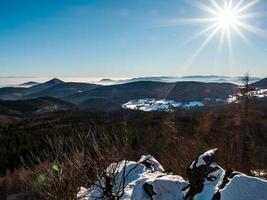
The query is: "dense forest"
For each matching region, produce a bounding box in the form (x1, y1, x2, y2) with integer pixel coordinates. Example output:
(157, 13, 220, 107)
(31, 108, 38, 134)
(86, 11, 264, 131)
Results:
(0, 98, 267, 199)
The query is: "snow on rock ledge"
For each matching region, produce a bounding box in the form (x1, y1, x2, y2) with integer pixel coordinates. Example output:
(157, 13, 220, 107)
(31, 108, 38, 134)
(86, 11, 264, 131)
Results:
(186, 149, 267, 200)
(186, 148, 224, 200)
(77, 155, 187, 200)
(78, 150, 267, 200)
(212, 170, 267, 200)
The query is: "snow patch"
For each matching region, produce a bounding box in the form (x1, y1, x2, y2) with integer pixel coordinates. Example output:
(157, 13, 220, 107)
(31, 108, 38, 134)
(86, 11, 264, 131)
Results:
(122, 98, 204, 112)
(227, 87, 267, 104)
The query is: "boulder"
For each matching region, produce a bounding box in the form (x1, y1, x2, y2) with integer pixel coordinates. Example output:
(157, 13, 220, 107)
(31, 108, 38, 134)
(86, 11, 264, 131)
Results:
(77, 155, 187, 200)
(78, 150, 267, 200)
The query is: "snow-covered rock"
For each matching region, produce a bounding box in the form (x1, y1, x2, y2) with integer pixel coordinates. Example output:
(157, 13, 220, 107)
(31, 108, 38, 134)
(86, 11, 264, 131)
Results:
(185, 149, 224, 200)
(78, 155, 188, 200)
(186, 149, 267, 200)
(213, 172, 267, 200)
(78, 150, 267, 200)
(138, 155, 164, 172)
(251, 169, 267, 178)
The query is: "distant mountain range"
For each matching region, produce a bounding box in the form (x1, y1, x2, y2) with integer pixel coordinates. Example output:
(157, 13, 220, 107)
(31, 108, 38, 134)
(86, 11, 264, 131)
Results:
(0, 76, 266, 112)
(0, 78, 100, 100)
(19, 81, 39, 87)
(96, 76, 261, 85)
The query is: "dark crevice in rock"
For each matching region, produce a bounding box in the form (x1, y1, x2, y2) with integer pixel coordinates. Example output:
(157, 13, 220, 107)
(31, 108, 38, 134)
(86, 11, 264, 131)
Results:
(143, 183, 156, 199)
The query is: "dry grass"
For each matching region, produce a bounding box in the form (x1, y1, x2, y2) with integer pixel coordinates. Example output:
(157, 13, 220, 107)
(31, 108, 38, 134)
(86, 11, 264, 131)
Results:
(18, 129, 128, 200)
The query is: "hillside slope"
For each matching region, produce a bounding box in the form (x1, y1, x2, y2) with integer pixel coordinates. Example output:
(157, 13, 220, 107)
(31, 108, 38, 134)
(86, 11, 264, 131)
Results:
(0, 97, 76, 115)
(0, 78, 100, 101)
(251, 78, 267, 88)
(65, 81, 237, 110)
(25, 82, 100, 99)
(0, 78, 64, 100)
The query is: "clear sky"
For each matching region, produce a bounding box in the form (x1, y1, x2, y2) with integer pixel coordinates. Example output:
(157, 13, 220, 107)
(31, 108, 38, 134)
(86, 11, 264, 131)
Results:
(1, 0, 267, 78)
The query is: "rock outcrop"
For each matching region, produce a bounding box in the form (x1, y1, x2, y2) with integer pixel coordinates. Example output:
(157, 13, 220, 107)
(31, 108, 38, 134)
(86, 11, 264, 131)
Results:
(78, 150, 267, 200)
(77, 155, 187, 200)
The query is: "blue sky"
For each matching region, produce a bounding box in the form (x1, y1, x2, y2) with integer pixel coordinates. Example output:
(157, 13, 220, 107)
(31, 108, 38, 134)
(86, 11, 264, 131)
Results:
(1, 0, 267, 78)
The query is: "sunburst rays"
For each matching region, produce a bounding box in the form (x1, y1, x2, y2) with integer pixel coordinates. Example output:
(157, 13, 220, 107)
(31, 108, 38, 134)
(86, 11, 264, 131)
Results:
(163, 0, 267, 73)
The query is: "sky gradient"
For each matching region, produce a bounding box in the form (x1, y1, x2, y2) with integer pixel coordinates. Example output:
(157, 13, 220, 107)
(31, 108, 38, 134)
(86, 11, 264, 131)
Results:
(1, 0, 267, 78)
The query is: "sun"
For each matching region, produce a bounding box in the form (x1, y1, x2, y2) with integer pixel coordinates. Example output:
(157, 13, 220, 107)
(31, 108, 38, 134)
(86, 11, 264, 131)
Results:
(216, 7, 238, 28)
(164, 0, 266, 65)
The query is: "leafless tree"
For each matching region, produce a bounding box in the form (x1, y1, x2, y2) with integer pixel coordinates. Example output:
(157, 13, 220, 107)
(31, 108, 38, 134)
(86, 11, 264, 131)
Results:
(237, 73, 253, 173)
(239, 73, 251, 117)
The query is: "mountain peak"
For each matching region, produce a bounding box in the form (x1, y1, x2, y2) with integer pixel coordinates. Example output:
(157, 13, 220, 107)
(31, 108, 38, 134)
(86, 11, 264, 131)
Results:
(29, 78, 64, 90)
(46, 78, 64, 84)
